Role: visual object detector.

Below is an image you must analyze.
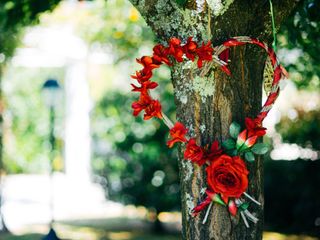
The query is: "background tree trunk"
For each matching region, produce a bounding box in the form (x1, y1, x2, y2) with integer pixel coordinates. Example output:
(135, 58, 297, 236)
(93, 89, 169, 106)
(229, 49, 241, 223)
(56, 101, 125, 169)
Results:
(129, 0, 299, 239)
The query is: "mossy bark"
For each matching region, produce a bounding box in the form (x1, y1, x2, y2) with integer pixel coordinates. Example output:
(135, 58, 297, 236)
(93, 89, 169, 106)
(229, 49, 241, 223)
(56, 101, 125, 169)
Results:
(128, 0, 299, 239)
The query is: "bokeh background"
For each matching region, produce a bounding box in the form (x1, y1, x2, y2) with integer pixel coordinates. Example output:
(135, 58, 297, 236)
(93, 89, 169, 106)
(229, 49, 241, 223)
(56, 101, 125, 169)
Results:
(0, 0, 319, 239)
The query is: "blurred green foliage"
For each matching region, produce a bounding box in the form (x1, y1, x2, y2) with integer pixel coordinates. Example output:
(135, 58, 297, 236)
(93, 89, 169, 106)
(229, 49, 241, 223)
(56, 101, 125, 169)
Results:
(276, 109, 320, 150)
(0, 0, 60, 59)
(41, 0, 155, 63)
(92, 75, 181, 213)
(3, 67, 65, 173)
(279, 0, 320, 89)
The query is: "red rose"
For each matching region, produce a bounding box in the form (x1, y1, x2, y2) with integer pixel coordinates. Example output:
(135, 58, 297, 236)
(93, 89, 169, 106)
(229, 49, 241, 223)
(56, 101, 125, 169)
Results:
(206, 155, 249, 202)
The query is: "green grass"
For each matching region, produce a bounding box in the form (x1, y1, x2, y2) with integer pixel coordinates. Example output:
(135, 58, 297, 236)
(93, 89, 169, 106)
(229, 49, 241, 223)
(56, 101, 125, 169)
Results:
(0, 233, 44, 240)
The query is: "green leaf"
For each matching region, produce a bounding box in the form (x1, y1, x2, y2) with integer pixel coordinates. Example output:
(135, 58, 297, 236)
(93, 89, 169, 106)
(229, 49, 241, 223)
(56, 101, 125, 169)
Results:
(176, 0, 187, 7)
(229, 122, 241, 139)
(252, 143, 269, 155)
(226, 149, 238, 156)
(212, 194, 226, 206)
(245, 151, 255, 162)
(222, 138, 236, 150)
(239, 202, 250, 211)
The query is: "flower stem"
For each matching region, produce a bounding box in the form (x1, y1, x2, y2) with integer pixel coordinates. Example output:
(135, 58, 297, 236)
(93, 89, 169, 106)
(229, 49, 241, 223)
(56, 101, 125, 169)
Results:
(161, 112, 174, 129)
(244, 192, 261, 206)
(202, 202, 213, 224)
(240, 211, 250, 228)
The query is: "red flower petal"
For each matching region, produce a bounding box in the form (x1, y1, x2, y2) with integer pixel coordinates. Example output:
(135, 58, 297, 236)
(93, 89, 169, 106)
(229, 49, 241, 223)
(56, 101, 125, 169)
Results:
(196, 41, 213, 68)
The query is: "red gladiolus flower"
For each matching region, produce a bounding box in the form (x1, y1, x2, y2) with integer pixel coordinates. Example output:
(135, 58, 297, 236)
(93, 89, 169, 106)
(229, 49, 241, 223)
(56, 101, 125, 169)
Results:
(183, 37, 198, 61)
(136, 56, 160, 70)
(131, 80, 158, 93)
(131, 69, 153, 83)
(202, 140, 223, 163)
(144, 99, 163, 120)
(206, 155, 249, 203)
(196, 41, 213, 68)
(167, 38, 184, 62)
(245, 117, 266, 137)
(167, 122, 188, 148)
(208, 140, 223, 157)
(131, 94, 152, 117)
(153, 44, 171, 65)
(184, 138, 205, 165)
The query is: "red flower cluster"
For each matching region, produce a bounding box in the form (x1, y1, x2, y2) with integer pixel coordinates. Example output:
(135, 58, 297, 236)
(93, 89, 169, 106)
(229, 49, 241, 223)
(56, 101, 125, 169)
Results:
(130, 36, 285, 224)
(131, 37, 215, 120)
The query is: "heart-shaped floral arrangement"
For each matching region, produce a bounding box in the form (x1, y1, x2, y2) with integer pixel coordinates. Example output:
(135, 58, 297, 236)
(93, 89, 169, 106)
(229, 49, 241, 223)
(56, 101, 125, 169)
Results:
(130, 36, 288, 227)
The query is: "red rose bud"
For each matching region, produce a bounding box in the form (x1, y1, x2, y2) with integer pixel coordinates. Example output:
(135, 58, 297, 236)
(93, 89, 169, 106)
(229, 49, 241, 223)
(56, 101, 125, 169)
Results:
(228, 200, 238, 216)
(184, 138, 205, 165)
(192, 196, 211, 216)
(167, 122, 188, 148)
(236, 129, 258, 150)
(206, 190, 226, 206)
(236, 130, 247, 148)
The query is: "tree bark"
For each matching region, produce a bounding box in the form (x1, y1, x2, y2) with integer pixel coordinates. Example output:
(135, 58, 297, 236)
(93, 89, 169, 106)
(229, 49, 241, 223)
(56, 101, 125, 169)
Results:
(129, 0, 299, 239)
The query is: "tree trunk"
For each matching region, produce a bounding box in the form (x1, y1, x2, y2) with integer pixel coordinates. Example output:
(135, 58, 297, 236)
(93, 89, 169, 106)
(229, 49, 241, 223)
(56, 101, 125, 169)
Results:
(129, 0, 299, 239)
